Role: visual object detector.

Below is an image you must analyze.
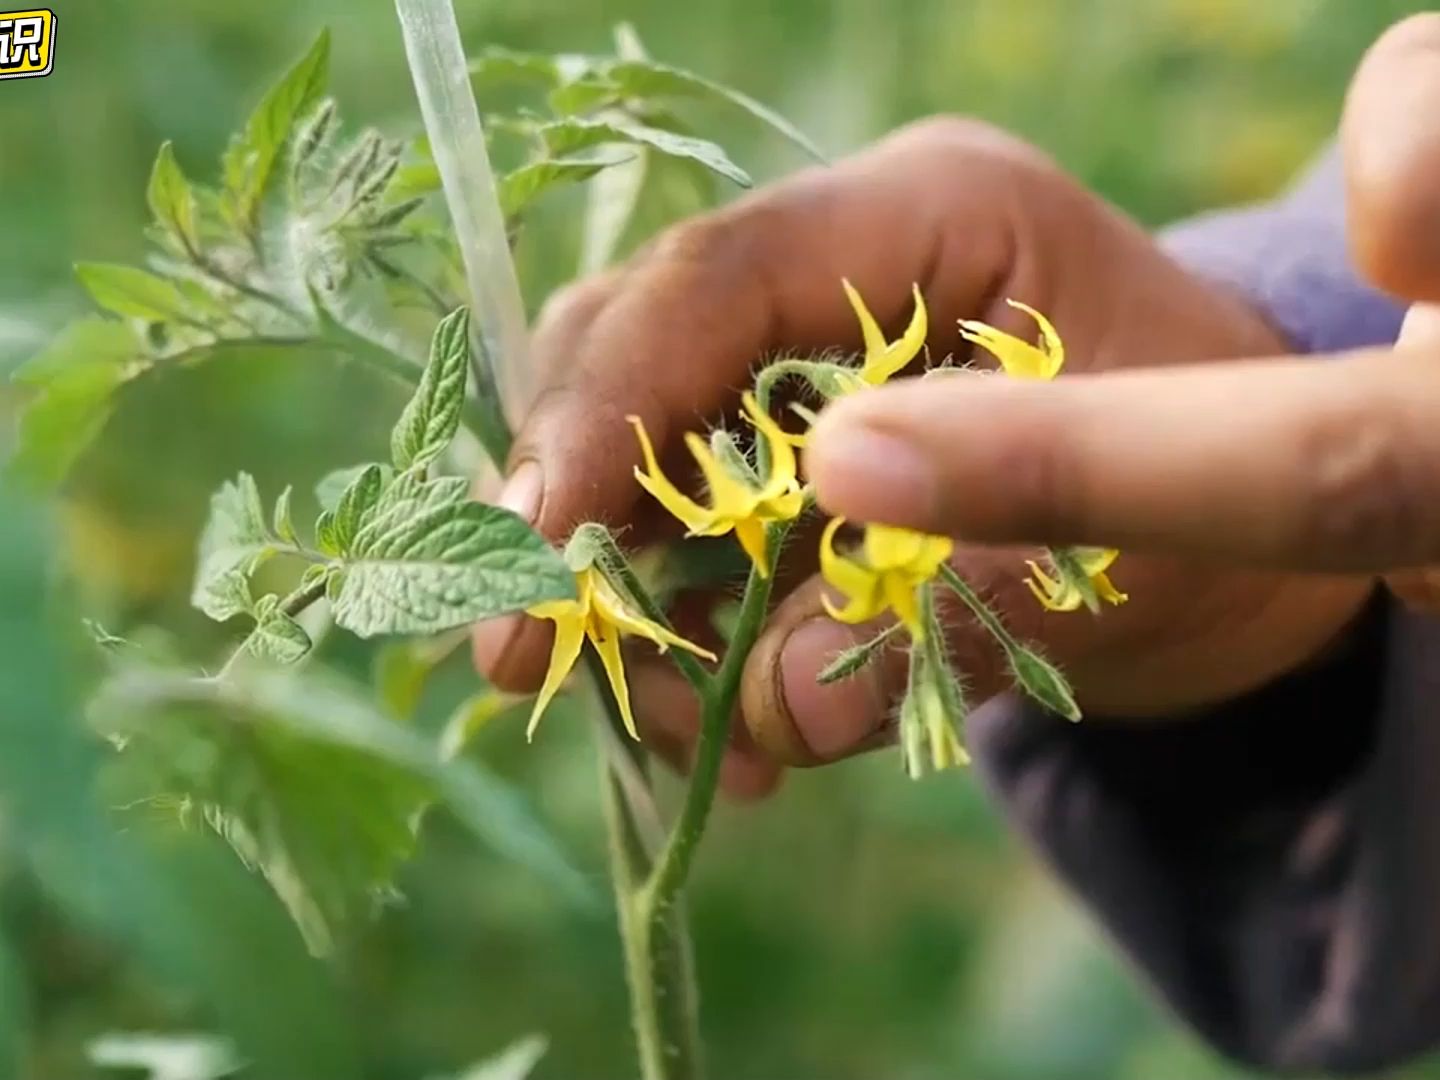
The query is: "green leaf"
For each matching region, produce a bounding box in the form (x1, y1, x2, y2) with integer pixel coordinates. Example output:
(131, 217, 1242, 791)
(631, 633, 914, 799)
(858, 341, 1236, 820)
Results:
(467, 47, 578, 88)
(92, 666, 592, 952)
(249, 595, 313, 665)
(390, 308, 470, 471)
(451, 1035, 549, 1080)
(547, 76, 621, 116)
(192, 473, 273, 621)
(314, 463, 391, 513)
(222, 29, 331, 233)
(10, 359, 131, 487)
(372, 635, 458, 721)
(499, 152, 634, 220)
(439, 690, 514, 760)
(147, 141, 200, 254)
(331, 476, 573, 637)
(319, 463, 385, 557)
(538, 117, 751, 187)
(385, 161, 441, 203)
(88, 1032, 241, 1080)
(0, 482, 359, 1077)
(605, 59, 824, 161)
(272, 485, 298, 545)
(75, 262, 194, 323)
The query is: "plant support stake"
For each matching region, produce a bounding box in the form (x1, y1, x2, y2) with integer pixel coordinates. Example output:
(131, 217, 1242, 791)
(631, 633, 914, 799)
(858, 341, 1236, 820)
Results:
(394, 0, 534, 441)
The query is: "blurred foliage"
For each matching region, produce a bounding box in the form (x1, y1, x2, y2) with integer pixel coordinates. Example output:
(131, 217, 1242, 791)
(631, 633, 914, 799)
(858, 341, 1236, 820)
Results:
(2, 1, 1437, 1078)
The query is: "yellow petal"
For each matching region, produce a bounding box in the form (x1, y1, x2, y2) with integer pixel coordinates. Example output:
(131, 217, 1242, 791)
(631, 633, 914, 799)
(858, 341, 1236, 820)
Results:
(821, 589, 887, 626)
(865, 524, 928, 571)
(685, 432, 755, 520)
(820, 518, 880, 601)
(525, 609, 587, 740)
(734, 515, 770, 577)
(590, 575, 717, 661)
(883, 573, 924, 640)
(758, 485, 805, 523)
(1074, 547, 1120, 575)
(740, 392, 800, 504)
(629, 415, 715, 532)
(1092, 571, 1129, 607)
(842, 278, 888, 361)
(958, 319, 1056, 381)
(1005, 299, 1065, 378)
(591, 618, 639, 740)
(912, 533, 955, 578)
(861, 284, 928, 385)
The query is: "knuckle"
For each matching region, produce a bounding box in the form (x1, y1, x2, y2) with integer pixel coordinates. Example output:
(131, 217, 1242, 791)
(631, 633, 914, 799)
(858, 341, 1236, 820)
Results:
(1297, 403, 1433, 564)
(534, 275, 613, 339)
(648, 213, 755, 280)
(883, 115, 1057, 178)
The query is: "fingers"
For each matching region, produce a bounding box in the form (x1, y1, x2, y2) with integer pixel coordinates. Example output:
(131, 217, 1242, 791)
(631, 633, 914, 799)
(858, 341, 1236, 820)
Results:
(1344, 13, 1440, 300)
(806, 346, 1440, 571)
(508, 118, 1033, 539)
(476, 119, 1049, 690)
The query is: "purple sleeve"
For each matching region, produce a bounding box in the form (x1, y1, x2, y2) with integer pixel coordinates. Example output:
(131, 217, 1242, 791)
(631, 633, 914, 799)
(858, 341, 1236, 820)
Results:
(971, 151, 1440, 1073)
(1160, 147, 1405, 352)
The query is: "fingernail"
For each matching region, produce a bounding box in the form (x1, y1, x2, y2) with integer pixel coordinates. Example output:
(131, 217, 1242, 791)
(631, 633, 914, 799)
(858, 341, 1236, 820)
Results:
(806, 424, 936, 526)
(497, 460, 544, 523)
(779, 618, 886, 760)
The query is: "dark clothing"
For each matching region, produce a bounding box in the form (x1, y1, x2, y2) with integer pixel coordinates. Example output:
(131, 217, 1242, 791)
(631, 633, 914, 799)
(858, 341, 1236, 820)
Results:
(973, 151, 1433, 1073)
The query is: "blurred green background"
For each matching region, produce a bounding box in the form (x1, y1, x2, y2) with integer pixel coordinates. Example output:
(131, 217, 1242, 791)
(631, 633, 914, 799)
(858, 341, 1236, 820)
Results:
(0, 1, 1432, 1078)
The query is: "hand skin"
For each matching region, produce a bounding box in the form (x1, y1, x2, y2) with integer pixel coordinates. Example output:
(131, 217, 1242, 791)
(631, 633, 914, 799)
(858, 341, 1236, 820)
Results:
(475, 15, 1440, 798)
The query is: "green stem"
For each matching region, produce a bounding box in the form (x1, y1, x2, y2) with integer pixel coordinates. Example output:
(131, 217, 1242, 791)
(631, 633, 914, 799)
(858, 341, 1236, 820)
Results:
(643, 532, 779, 914)
(212, 576, 328, 681)
(589, 652, 702, 1080)
(938, 563, 1022, 651)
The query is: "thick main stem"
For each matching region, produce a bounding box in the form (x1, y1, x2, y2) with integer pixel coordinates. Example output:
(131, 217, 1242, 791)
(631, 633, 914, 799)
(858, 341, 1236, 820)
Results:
(589, 653, 702, 1080)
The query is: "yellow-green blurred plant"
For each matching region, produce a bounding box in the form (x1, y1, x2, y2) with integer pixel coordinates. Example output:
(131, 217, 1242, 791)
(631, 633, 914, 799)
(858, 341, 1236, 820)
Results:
(5, 19, 1124, 1080)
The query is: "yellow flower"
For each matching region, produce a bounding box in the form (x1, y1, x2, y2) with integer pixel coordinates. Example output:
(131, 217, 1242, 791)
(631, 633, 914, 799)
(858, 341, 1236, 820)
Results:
(629, 391, 804, 577)
(1025, 547, 1128, 612)
(525, 566, 716, 740)
(958, 299, 1065, 380)
(837, 279, 928, 392)
(819, 518, 953, 640)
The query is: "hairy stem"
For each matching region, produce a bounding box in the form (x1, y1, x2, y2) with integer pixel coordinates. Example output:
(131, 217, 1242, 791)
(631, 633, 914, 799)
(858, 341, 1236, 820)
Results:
(212, 577, 328, 681)
(643, 528, 779, 916)
(589, 652, 702, 1080)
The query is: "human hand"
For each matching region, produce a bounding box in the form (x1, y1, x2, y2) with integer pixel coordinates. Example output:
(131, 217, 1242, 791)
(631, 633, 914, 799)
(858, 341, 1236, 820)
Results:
(473, 64, 1389, 792)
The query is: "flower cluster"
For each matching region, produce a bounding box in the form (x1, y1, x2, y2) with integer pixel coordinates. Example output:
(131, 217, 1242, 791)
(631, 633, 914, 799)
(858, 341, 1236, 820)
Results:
(524, 282, 1124, 777)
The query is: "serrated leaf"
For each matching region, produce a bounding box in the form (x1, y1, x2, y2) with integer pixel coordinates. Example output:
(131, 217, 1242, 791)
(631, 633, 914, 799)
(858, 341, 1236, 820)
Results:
(147, 142, 200, 255)
(249, 596, 313, 665)
(331, 488, 573, 637)
(75, 263, 194, 323)
(91, 666, 592, 953)
(467, 48, 577, 88)
(390, 309, 470, 471)
(272, 485, 297, 545)
(222, 29, 331, 233)
(323, 463, 385, 557)
(604, 59, 824, 161)
(539, 118, 750, 187)
(192, 473, 273, 621)
(547, 76, 621, 116)
(314, 463, 391, 513)
(499, 152, 634, 220)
